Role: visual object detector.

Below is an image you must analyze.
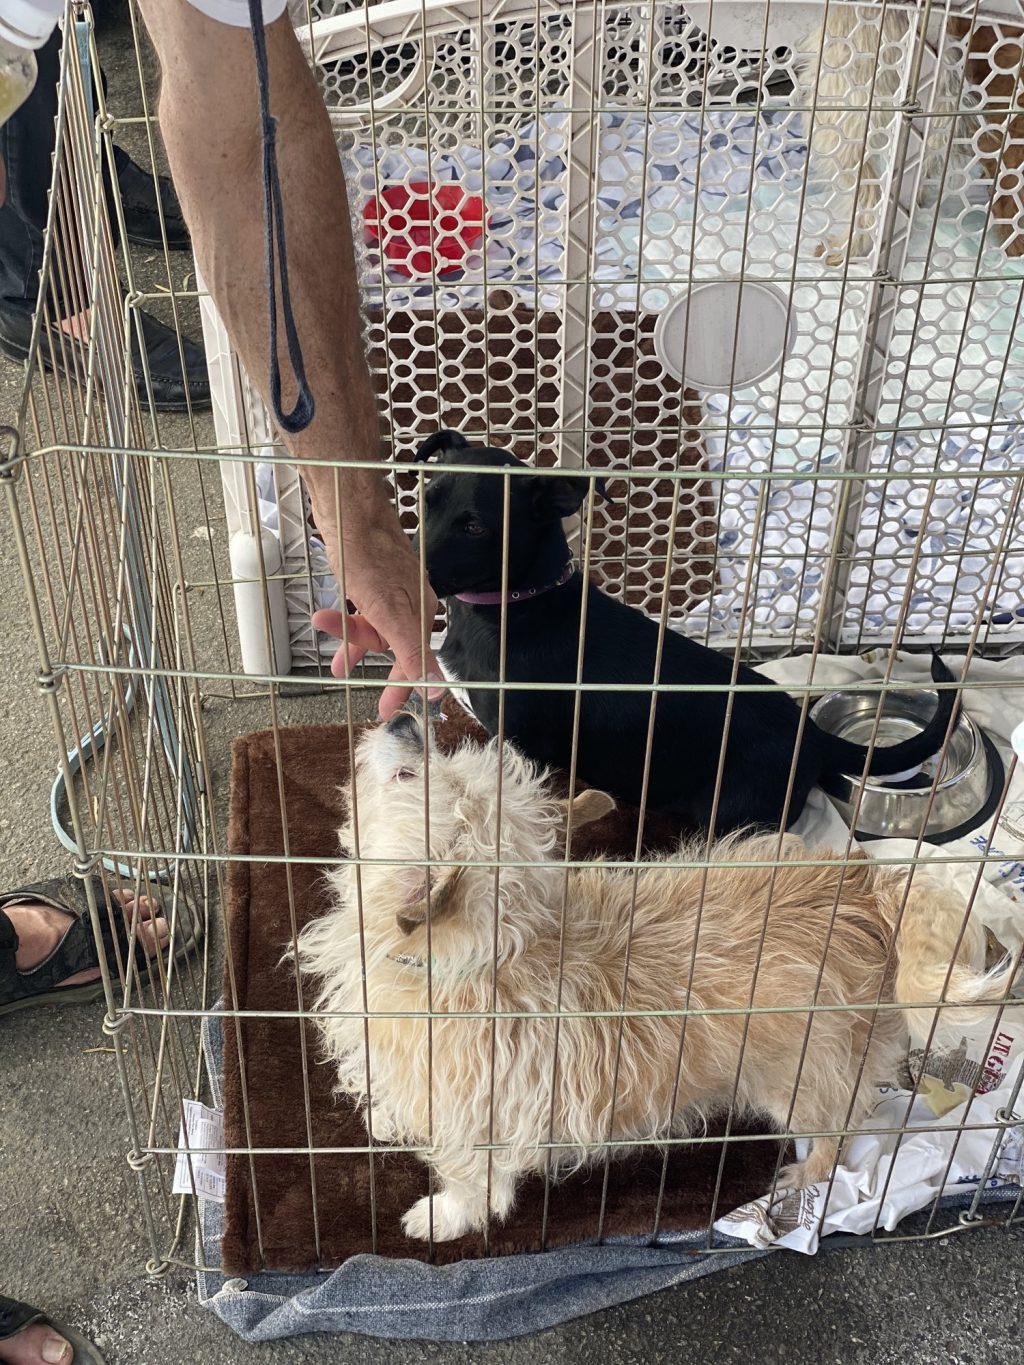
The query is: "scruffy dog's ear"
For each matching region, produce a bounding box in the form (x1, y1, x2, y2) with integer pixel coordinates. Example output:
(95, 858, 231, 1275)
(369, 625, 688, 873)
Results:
(558, 787, 616, 830)
(396, 865, 465, 936)
(530, 473, 608, 520)
(413, 429, 469, 464)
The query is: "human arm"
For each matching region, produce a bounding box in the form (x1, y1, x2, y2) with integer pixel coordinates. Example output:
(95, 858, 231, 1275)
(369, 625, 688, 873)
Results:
(136, 1, 442, 715)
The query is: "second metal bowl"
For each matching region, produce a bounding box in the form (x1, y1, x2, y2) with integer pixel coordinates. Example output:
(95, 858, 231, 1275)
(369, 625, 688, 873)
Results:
(809, 685, 1002, 844)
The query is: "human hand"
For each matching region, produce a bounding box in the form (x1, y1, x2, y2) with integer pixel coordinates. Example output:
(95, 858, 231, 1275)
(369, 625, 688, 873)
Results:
(311, 514, 445, 720)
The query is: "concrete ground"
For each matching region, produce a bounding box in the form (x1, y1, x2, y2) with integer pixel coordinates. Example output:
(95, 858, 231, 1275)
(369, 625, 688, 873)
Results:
(2, 11, 1023, 1365)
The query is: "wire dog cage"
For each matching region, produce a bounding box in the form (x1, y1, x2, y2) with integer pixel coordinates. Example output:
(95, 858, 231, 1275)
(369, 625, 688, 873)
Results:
(4, 0, 1024, 1317)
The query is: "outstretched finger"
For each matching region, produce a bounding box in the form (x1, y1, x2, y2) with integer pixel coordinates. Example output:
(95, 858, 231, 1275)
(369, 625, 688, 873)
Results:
(311, 609, 386, 678)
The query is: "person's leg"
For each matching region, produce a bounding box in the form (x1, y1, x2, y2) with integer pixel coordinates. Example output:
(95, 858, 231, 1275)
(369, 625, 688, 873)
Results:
(0, 25, 208, 409)
(6, 889, 167, 988)
(0, 25, 188, 288)
(0, 1295, 104, 1365)
(0, 1320, 72, 1364)
(110, 144, 190, 251)
(0, 27, 59, 307)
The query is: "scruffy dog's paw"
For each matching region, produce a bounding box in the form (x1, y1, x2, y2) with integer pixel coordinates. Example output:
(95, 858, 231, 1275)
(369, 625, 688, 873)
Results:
(774, 1159, 810, 1192)
(401, 1192, 482, 1242)
(775, 1142, 837, 1192)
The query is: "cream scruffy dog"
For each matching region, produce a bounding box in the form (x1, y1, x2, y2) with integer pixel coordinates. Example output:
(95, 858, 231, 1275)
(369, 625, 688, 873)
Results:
(295, 709, 1014, 1242)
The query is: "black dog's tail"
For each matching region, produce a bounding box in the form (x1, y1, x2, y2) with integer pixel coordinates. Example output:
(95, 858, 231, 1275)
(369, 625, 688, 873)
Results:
(817, 652, 959, 780)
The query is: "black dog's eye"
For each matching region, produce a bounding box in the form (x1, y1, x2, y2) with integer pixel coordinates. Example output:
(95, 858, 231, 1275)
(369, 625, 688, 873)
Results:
(463, 519, 487, 537)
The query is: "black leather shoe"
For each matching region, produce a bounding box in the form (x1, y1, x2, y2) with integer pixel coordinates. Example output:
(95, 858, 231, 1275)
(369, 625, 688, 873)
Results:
(113, 146, 190, 252)
(0, 296, 211, 413)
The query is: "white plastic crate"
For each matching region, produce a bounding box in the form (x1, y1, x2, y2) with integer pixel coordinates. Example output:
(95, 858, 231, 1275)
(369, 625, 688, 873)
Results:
(195, 0, 1024, 672)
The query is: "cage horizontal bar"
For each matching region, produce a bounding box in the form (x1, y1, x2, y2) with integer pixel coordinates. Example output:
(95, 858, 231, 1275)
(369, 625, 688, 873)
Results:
(143, 1111, 1023, 1159)
(301, 0, 1024, 27)
(140, 1210, 1024, 1279)
(329, 99, 1018, 118)
(117, 992, 1024, 1022)
(189, 545, 1024, 593)
(869, 1211, 1023, 1244)
(108, 94, 1024, 118)
(54, 658, 1021, 694)
(117, 266, 1024, 296)
(18, 440, 1024, 478)
(88, 844, 1024, 873)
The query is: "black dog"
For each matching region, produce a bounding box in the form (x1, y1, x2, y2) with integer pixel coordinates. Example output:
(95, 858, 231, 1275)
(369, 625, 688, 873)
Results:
(413, 430, 957, 835)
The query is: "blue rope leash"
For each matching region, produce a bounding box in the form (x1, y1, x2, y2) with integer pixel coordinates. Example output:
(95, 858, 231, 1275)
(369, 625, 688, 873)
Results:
(247, 1, 315, 434)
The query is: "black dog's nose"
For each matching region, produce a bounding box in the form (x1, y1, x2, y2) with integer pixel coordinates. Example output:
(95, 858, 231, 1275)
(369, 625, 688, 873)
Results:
(385, 710, 423, 745)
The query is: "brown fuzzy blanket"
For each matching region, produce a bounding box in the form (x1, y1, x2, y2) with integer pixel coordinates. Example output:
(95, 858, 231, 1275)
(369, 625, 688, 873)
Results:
(221, 711, 781, 1273)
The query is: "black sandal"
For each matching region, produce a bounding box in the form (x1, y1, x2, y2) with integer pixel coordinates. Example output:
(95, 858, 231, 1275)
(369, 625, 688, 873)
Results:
(0, 874, 177, 1017)
(0, 1294, 105, 1364)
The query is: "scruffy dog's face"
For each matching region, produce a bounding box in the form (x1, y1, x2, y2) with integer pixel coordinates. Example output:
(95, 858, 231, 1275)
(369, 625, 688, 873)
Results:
(348, 712, 556, 949)
(346, 712, 613, 957)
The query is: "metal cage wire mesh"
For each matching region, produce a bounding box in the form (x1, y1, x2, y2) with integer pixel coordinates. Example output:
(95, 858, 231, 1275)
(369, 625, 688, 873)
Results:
(3, 0, 1024, 1279)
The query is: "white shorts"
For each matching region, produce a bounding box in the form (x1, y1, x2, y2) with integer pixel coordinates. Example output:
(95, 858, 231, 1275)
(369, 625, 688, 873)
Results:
(186, 0, 289, 24)
(4, 0, 289, 51)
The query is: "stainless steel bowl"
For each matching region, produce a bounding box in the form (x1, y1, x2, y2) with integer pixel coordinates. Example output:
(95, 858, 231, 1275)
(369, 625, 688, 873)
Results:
(809, 686, 1001, 843)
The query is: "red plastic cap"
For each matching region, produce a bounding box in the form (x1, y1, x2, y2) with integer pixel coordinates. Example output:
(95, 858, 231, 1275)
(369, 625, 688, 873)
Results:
(364, 181, 487, 279)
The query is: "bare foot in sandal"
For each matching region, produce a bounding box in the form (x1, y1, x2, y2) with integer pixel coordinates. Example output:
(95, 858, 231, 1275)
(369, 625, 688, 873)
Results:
(0, 1294, 104, 1364)
(0, 878, 170, 1015)
(10, 889, 167, 986)
(0, 1320, 73, 1364)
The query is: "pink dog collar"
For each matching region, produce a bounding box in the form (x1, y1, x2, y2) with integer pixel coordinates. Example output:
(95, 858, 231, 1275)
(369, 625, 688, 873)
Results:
(454, 560, 576, 606)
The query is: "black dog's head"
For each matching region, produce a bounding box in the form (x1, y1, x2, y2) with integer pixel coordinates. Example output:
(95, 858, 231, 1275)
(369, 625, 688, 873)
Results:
(410, 430, 603, 597)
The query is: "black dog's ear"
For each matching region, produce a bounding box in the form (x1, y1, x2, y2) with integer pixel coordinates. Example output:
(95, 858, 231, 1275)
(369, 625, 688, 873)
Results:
(530, 473, 608, 520)
(413, 429, 469, 464)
